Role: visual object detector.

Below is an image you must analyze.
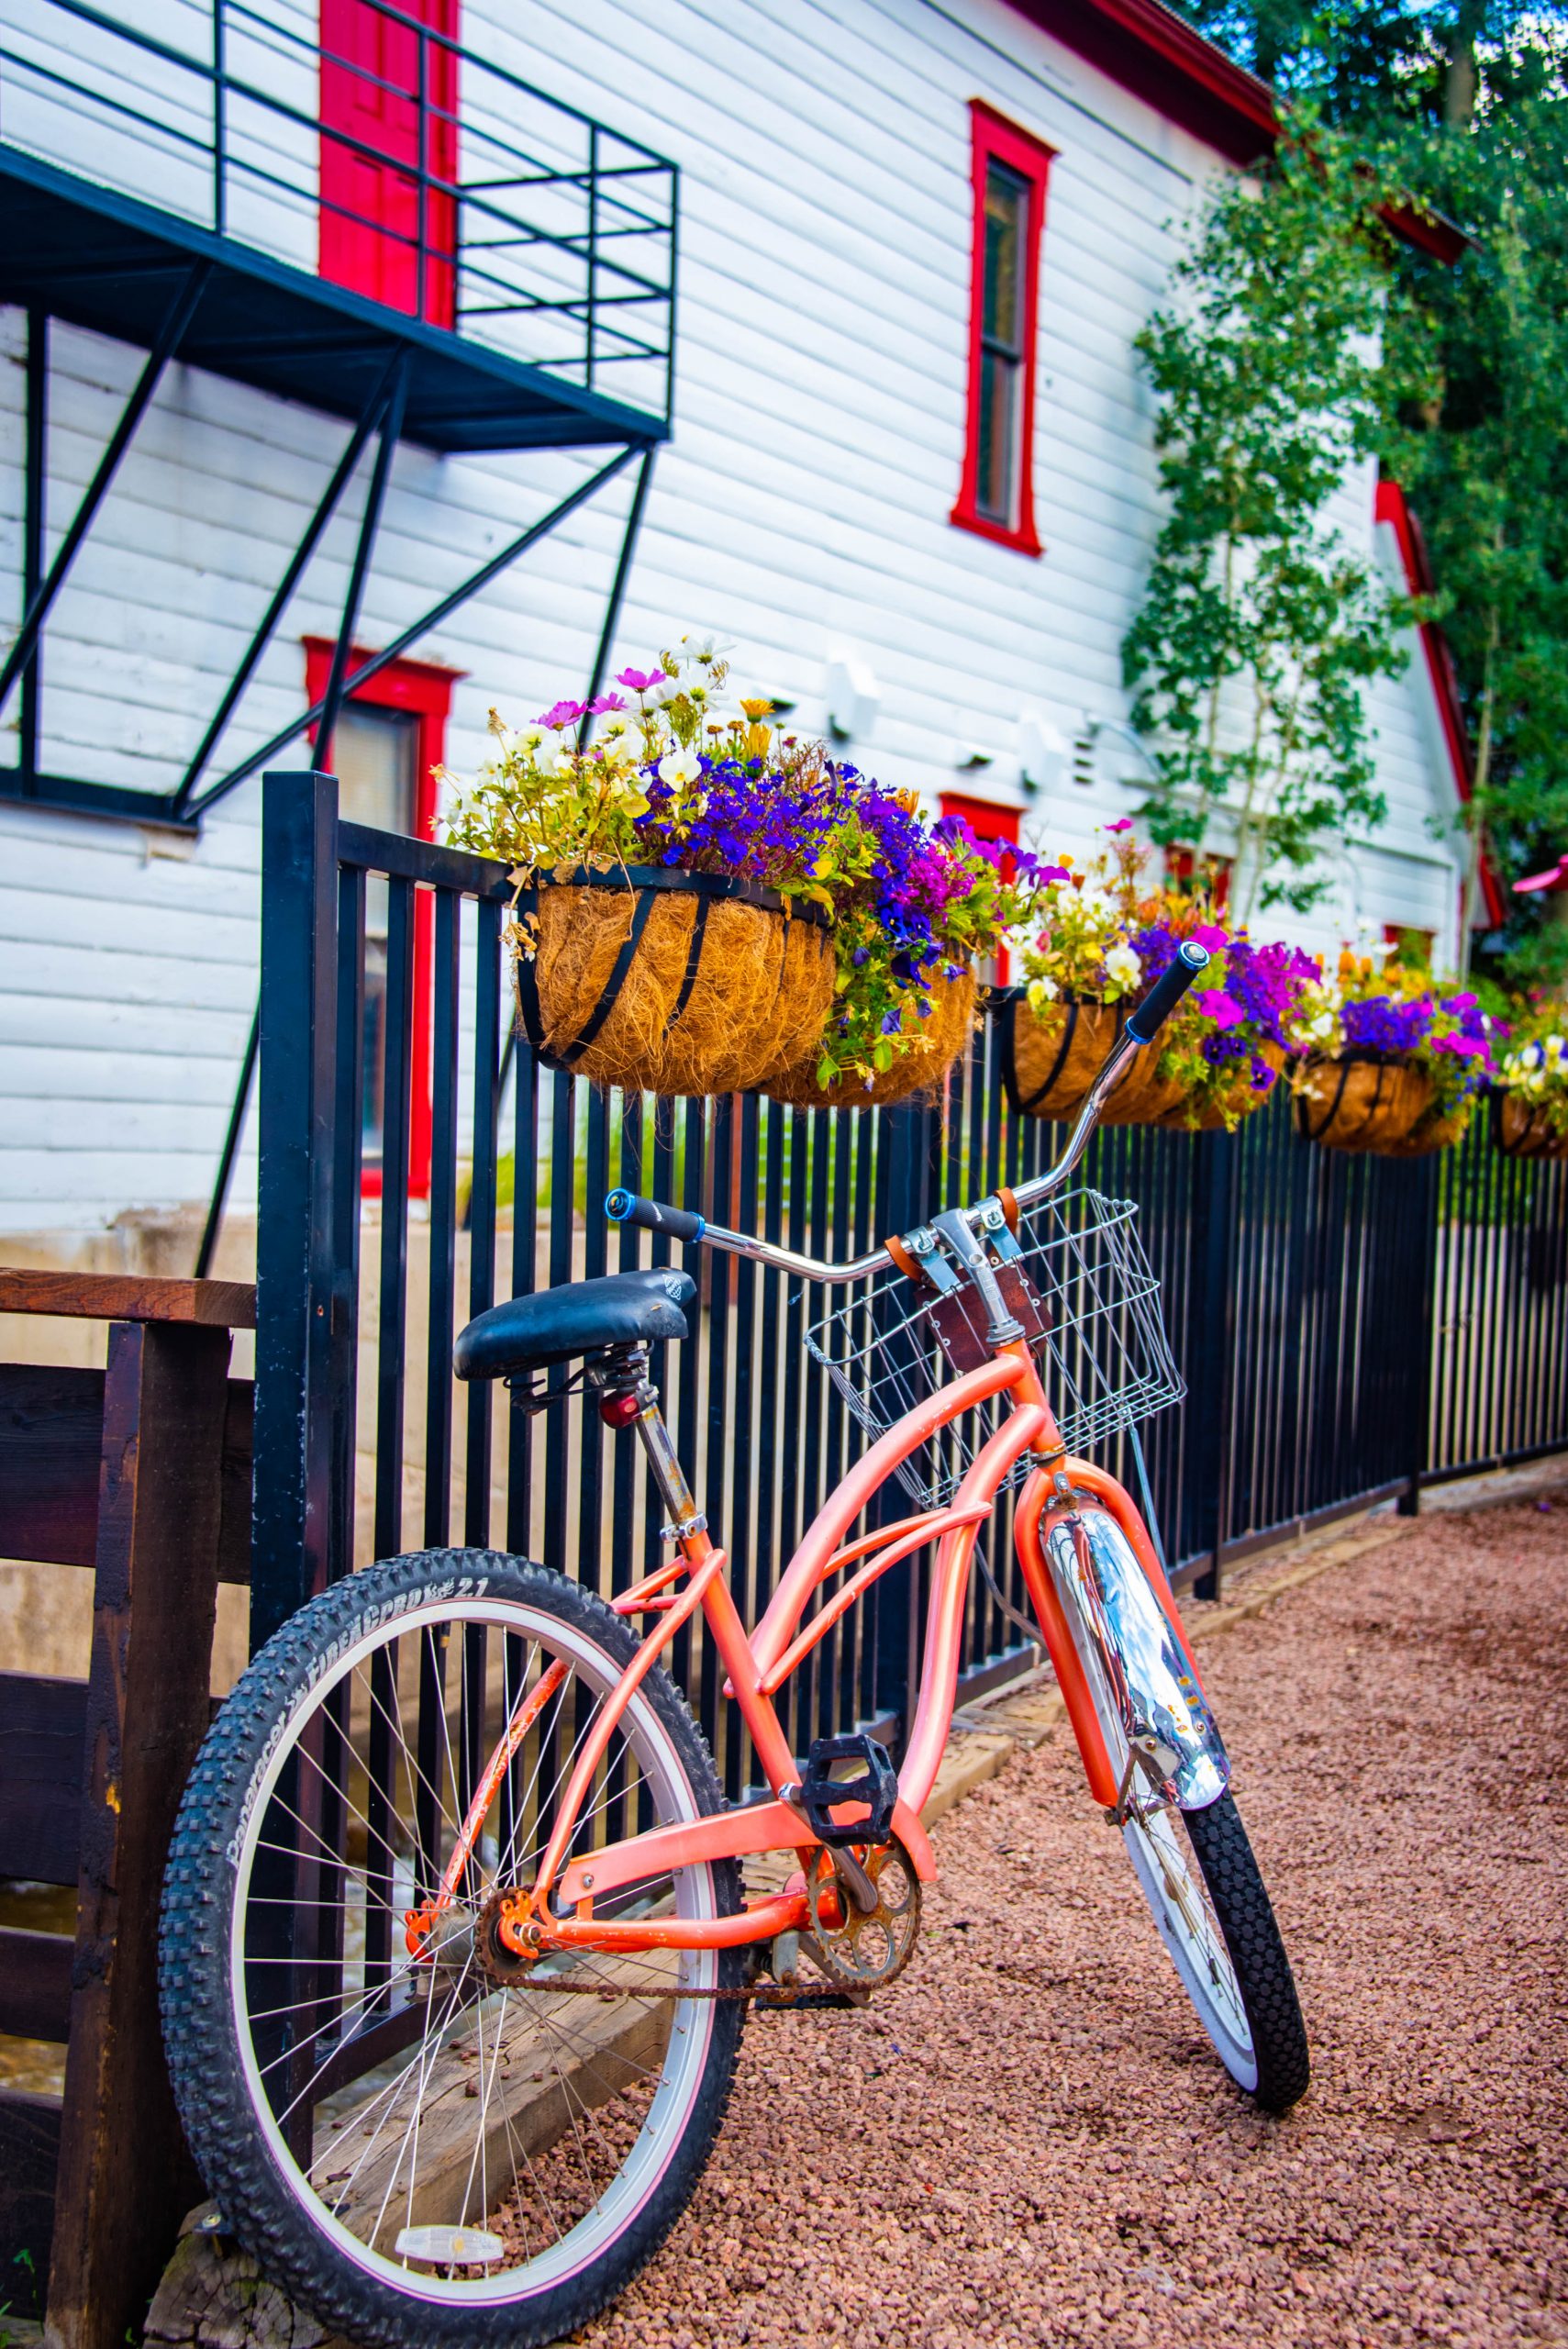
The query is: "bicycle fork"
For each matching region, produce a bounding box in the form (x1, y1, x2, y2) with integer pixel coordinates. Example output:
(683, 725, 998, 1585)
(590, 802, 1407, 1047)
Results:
(1014, 1471, 1229, 1818)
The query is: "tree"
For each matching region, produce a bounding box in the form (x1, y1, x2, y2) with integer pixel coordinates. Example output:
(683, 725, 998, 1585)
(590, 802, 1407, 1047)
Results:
(1121, 119, 1413, 918)
(1167, 2, 1568, 980)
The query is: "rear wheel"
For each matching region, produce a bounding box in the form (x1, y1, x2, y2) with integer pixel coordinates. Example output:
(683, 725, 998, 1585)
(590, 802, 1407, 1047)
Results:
(160, 1551, 744, 2349)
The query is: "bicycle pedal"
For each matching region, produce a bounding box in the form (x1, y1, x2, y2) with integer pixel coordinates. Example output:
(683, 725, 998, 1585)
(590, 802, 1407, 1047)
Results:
(798, 1731, 899, 1848)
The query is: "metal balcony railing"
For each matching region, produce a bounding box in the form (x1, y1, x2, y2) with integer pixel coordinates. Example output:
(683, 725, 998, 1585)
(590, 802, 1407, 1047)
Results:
(0, 0, 677, 428)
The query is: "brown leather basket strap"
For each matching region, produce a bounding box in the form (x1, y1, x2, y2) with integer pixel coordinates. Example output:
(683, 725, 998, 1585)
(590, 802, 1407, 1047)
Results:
(1018, 997, 1081, 1119)
(661, 892, 712, 1040)
(560, 885, 660, 1066)
(884, 1232, 923, 1286)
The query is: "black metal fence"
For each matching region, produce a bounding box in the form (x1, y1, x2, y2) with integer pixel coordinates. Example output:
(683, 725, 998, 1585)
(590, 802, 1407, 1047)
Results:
(253, 771, 1568, 1787)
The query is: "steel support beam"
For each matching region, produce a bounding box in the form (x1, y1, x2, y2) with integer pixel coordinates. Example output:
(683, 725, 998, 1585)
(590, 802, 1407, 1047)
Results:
(0, 262, 211, 717)
(317, 357, 409, 769)
(581, 443, 655, 730)
(186, 442, 641, 818)
(194, 1008, 260, 1282)
(19, 307, 47, 786)
(172, 351, 404, 816)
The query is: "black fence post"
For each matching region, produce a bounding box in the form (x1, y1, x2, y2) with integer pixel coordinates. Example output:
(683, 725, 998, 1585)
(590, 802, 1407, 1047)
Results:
(1189, 1127, 1237, 1601)
(1398, 1152, 1440, 1516)
(873, 1095, 934, 1737)
(252, 768, 341, 1652)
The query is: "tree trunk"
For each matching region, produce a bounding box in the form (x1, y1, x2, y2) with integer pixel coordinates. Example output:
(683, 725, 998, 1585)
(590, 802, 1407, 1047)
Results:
(1444, 0, 1487, 129)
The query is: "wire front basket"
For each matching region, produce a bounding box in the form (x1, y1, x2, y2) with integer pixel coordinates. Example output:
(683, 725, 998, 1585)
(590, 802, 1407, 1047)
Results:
(804, 1188, 1184, 1508)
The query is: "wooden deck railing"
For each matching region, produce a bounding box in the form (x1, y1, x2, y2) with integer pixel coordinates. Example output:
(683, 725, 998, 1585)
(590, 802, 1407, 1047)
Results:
(0, 1272, 254, 2349)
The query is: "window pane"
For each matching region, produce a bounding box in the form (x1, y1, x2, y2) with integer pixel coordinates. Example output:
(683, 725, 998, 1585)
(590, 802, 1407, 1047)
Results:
(976, 348, 1018, 526)
(332, 703, 418, 1166)
(982, 165, 1027, 355)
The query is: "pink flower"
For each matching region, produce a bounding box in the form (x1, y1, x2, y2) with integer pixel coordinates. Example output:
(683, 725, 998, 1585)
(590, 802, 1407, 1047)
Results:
(615, 667, 667, 695)
(1191, 922, 1228, 952)
(536, 699, 586, 729)
(588, 692, 628, 715)
(1197, 989, 1244, 1031)
(1104, 817, 1134, 834)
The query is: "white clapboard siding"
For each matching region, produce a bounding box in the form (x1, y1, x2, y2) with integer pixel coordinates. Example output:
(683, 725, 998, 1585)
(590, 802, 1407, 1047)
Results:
(0, 0, 1476, 1234)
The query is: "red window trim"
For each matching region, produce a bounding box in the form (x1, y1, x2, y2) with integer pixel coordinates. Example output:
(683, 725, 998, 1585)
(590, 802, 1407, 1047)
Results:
(940, 790, 1021, 982)
(1373, 479, 1505, 930)
(950, 100, 1055, 559)
(304, 638, 461, 1202)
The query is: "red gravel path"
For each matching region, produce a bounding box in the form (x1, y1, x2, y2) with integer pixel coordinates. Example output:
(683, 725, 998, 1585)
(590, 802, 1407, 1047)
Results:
(572, 1499, 1568, 2349)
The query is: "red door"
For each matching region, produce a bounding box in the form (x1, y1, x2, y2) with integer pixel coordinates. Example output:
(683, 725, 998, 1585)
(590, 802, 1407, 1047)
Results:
(319, 0, 458, 326)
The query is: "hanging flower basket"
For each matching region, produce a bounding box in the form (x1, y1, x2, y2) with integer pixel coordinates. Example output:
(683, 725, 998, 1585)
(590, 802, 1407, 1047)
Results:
(763, 969, 977, 1112)
(510, 867, 835, 1097)
(1003, 827, 1315, 1131)
(448, 638, 1038, 1107)
(1491, 1087, 1568, 1162)
(1490, 1025, 1568, 1161)
(1292, 1052, 1459, 1153)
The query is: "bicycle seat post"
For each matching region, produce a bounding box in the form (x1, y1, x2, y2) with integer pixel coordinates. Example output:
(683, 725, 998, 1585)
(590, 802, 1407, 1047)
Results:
(593, 1343, 708, 1544)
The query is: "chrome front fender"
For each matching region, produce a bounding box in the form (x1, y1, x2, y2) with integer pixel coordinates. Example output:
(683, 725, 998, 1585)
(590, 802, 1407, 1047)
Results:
(1046, 1511, 1229, 1810)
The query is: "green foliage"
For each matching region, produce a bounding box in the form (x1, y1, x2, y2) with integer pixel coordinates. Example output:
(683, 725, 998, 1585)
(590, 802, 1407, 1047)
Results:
(1166, 2, 1568, 982)
(1122, 114, 1413, 917)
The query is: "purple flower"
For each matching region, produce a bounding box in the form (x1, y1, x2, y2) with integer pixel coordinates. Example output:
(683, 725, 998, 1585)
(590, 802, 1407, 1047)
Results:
(588, 692, 628, 715)
(881, 1010, 903, 1035)
(1197, 988, 1244, 1032)
(1251, 1056, 1278, 1093)
(1104, 817, 1134, 834)
(536, 698, 586, 729)
(1039, 863, 1073, 885)
(1343, 996, 1433, 1055)
(615, 667, 667, 694)
(1191, 922, 1228, 952)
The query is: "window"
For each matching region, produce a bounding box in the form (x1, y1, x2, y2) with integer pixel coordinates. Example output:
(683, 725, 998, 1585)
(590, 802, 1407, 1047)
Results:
(303, 640, 459, 1198)
(1384, 922, 1435, 969)
(319, 0, 458, 326)
(940, 791, 1020, 983)
(1164, 847, 1233, 910)
(951, 103, 1054, 556)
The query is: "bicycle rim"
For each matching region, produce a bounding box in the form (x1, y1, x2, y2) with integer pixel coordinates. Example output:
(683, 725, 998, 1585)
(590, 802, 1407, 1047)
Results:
(225, 1590, 728, 2309)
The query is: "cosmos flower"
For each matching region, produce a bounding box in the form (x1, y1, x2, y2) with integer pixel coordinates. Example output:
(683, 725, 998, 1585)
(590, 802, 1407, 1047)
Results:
(536, 699, 586, 729)
(614, 667, 667, 695)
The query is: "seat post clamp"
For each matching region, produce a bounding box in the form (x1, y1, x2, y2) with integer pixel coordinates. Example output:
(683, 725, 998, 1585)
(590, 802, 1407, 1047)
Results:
(660, 1513, 708, 1542)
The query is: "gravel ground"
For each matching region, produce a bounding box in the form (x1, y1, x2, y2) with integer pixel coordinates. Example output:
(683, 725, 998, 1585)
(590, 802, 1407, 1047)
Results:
(572, 1497, 1568, 2349)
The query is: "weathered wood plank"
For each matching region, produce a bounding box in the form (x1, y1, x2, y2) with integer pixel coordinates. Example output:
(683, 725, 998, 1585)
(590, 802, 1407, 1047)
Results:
(0, 2088, 61, 2317)
(0, 1365, 104, 1569)
(46, 1320, 229, 2349)
(0, 1273, 255, 1330)
(0, 1674, 87, 1886)
(0, 1928, 74, 2043)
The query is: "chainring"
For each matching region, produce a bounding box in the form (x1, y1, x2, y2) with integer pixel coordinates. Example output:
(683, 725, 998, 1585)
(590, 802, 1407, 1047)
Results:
(804, 1835, 922, 1993)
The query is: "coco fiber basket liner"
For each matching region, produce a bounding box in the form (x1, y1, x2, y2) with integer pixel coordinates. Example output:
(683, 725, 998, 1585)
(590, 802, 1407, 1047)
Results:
(998, 994, 1189, 1126)
(762, 969, 977, 1111)
(1491, 1087, 1568, 1163)
(511, 866, 835, 1097)
(1293, 1052, 1449, 1153)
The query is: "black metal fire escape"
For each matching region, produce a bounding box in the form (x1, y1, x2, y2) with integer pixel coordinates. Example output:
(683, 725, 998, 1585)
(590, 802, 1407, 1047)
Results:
(0, 0, 677, 834)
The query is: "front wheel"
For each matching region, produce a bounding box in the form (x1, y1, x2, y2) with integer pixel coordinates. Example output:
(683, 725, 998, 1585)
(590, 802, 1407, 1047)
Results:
(1121, 1787, 1310, 2113)
(159, 1550, 745, 2349)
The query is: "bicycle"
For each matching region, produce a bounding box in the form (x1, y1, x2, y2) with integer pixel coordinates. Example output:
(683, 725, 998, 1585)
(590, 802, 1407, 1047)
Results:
(160, 941, 1309, 2348)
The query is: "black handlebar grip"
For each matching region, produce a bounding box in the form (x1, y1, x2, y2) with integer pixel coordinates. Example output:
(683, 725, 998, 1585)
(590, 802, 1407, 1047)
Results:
(1123, 940, 1211, 1046)
(604, 1188, 706, 1242)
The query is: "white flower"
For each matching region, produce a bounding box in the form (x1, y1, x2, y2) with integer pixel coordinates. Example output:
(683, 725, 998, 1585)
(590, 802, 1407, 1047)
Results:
(1308, 1009, 1336, 1041)
(1026, 976, 1061, 1015)
(651, 678, 684, 708)
(601, 715, 630, 740)
(1547, 1034, 1565, 1058)
(1104, 941, 1142, 990)
(519, 726, 546, 756)
(677, 629, 728, 664)
(547, 742, 577, 776)
(658, 748, 702, 787)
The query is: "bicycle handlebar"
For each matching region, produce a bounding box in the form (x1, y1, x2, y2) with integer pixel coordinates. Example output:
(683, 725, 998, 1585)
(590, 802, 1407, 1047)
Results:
(603, 942, 1212, 1279)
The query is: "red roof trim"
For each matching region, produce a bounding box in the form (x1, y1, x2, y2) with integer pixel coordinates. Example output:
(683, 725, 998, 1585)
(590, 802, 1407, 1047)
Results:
(1375, 480, 1505, 929)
